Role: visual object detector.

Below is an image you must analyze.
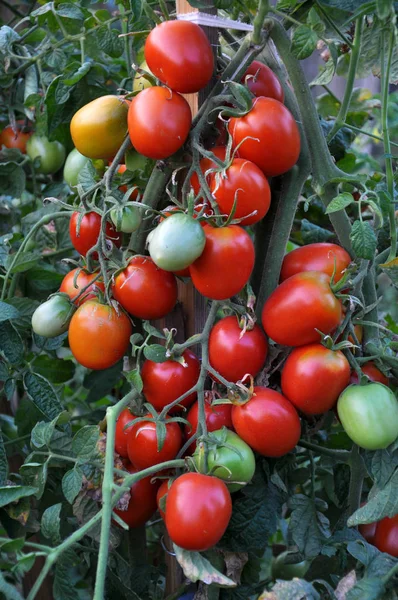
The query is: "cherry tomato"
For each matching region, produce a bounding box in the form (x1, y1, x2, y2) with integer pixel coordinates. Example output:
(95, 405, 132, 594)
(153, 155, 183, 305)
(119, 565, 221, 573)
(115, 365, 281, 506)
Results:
(69, 211, 122, 258)
(70, 95, 129, 159)
(262, 272, 342, 347)
(190, 146, 227, 196)
(209, 315, 268, 383)
(359, 521, 378, 545)
(0, 121, 31, 153)
(144, 21, 213, 93)
(165, 473, 232, 551)
(185, 394, 233, 452)
(31, 294, 75, 338)
(127, 419, 182, 469)
(374, 515, 398, 557)
(141, 349, 200, 414)
(229, 97, 300, 177)
(128, 87, 191, 160)
(157, 480, 169, 520)
(190, 225, 255, 300)
(231, 387, 301, 457)
(241, 61, 284, 102)
(115, 408, 136, 458)
(210, 158, 271, 225)
(337, 383, 398, 450)
(112, 256, 178, 320)
(114, 462, 159, 528)
(63, 148, 90, 187)
(110, 205, 142, 233)
(60, 268, 105, 306)
(68, 300, 132, 370)
(280, 243, 351, 283)
(350, 362, 389, 386)
(281, 343, 350, 414)
(27, 134, 66, 174)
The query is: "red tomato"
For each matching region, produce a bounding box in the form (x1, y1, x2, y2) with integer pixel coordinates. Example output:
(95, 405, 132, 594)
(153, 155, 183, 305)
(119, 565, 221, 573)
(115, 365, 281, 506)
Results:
(114, 462, 159, 528)
(209, 316, 268, 383)
(141, 349, 200, 414)
(281, 344, 350, 415)
(231, 387, 301, 457)
(128, 87, 191, 160)
(112, 256, 178, 320)
(144, 21, 213, 94)
(115, 408, 136, 458)
(157, 480, 169, 520)
(60, 268, 105, 306)
(69, 211, 121, 258)
(68, 300, 132, 370)
(229, 97, 300, 177)
(262, 272, 342, 347)
(241, 61, 284, 102)
(280, 243, 351, 283)
(0, 121, 31, 153)
(190, 146, 227, 196)
(127, 419, 182, 469)
(374, 515, 398, 557)
(359, 522, 378, 545)
(185, 394, 233, 452)
(350, 362, 389, 386)
(190, 225, 255, 300)
(210, 158, 271, 225)
(165, 473, 232, 551)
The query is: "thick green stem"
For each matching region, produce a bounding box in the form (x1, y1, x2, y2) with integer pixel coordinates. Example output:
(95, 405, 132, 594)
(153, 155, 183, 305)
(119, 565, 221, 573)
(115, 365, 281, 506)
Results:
(320, 183, 353, 254)
(347, 445, 366, 517)
(326, 17, 364, 143)
(362, 265, 380, 351)
(297, 440, 350, 461)
(252, 0, 270, 45)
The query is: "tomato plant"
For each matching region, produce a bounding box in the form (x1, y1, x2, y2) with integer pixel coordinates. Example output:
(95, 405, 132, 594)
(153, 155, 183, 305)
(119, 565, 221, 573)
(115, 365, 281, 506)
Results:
(27, 134, 66, 174)
(127, 418, 182, 469)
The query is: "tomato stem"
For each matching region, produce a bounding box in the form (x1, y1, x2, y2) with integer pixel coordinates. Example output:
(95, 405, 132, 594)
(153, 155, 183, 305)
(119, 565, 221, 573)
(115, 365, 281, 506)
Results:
(347, 445, 366, 518)
(297, 440, 350, 461)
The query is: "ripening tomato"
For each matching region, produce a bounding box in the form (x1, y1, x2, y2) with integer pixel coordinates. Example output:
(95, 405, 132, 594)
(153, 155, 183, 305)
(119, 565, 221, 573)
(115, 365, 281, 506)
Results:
(229, 97, 300, 177)
(210, 158, 271, 225)
(281, 344, 350, 414)
(110, 206, 142, 234)
(374, 515, 398, 557)
(0, 121, 31, 153)
(63, 148, 90, 188)
(165, 473, 232, 551)
(69, 211, 122, 258)
(112, 256, 178, 320)
(231, 387, 301, 457)
(190, 225, 255, 300)
(27, 134, 66, 174)
(60, 268, 105, 306)
(241, 61, 284, 102)
(144, 21, 213, 94)
(185, 394, 233, 452)
(190, 146, 227, 196)
(68, 300, 132, 370)
(128, 87, 191, 160)
(280, 243, 351, 283)
(70, 95, 129, 159)
(350, 362, 389, 386)
(31, 294, 75, 338)
(141, 349, 200, 414)
(262, 272, 342, 346)
(115, 408, 136, 458)
(157, 480, 169, 520)
(127, 419, 182, 469)
(209, 316, 268, 383)
(114, 462, 159, 528)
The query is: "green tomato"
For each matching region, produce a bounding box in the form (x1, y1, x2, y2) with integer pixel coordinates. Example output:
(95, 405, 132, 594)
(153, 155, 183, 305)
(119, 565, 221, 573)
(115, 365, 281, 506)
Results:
(337, 383, 398, 450)
(193, 428, 256, 493)
(63, 148, 90, 187)
(148, 213, 206, 272)
(272, 551, 309, 580)
(31, 294, 75, 338)
(110, 206, 142, 233)
(27, 134, 66, 174)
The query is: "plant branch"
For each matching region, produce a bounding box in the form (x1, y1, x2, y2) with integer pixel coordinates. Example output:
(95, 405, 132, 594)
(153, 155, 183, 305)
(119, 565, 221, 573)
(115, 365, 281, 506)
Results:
(252, 0, 271, 46)
(297, 440, 350, 460)
(347, 444, 366, 517)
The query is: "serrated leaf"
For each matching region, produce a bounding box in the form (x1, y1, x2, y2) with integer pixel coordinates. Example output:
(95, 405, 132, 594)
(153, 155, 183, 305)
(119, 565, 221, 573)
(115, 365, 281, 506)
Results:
(6, 297, 39, 329)
(56, 3, 85, 20)
(41, 503, 62, 544)
(301, 219, 334, 244)
(348, 469, 398, 526)
(289, 494, 331, 558)
(291, 26, 318, 60)
(31, 414, 64, 448)
(174, 545, 236, 587)
(350, 220, 377, 260)
(126, 368, 143, 393)
(33, 355, 75, 384)
(142, 321, 165, 339)
(72, 425, 99, 458)
(84, 361, 123, 403)
(0, 537, 25, 552)
(325, 192, 355, 214)
(4, 378, 16, 402)
(259, 579, 320, 600)
(23, 372, 63, 421)
(0, 571, 25, 600)
(62, 468, 83, 504)
(143, 344, 168, 363)
(346, 578, 385, 600)
(63, 60, 92, 85)
(0, 485, 37, 508)
(0, 302, 19, 322)
(0, 163, 26, 197)
(77, 160, 97, 191)
(0, 321, 24, 365)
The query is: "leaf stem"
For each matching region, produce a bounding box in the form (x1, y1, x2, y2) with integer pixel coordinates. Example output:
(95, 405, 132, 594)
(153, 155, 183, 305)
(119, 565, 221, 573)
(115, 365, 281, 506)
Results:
(347, 444, 366, 517)
(297, 440, 350, 460)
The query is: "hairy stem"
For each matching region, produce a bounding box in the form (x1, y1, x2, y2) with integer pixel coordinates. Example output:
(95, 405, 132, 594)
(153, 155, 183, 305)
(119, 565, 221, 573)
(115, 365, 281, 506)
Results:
(297, 440, 350, 461)
(347, 445, 366, 517)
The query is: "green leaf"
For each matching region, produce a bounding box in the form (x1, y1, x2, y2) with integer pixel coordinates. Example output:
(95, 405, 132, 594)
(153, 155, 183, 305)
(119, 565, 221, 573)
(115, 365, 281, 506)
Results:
(0, 571, 25, 600)
(7, 251, 40, 274)
(348, 469, 398, 526)
(26, 266, 64, 295)
(301, 219, 334, 244)
(0, 485, 37, 508)
(23, 372, 64, 421)
(92, 26, 124, 58)
(0, 537, 25, 552)
(307, 7, 325, 34)
(289, 494, 331, 559)
(12, 553, 36, 577)
(62, 60, 92, 85)
(56, 3, 85, 21)
(31, 413, 67, 448)
(142, 321, 166, 339)
(125, 368, 143, 393)
(33, 332, 68, 352)
(376, 0, 393, 19)
(41, 503, 62, 544)
(0, 302, 19, 322)
(33, 355, 75, 384)
(5, 297, 39, 329)
(350, 220, 377, 260)
(325, 192, 355, 214)
(143, 344, 168, 363)
(0, 26, 20, 54)
(265, 579, 320, 599)
(84, 361, 123, 403)
(0, 361, 9, 381)
(0, 163, 26, 198)
(0, 429, 7, 486)
(346, 578, 385, 600)
(53, 549, 81, 600)
(291, 26, 318, 60)
(77, 159, 97, 191)
(0, 321, 24, 365)
(4, 379, 16, 402)
(72, 425, 99, 458)
(62, 467, 83, 504)
(174, 545, 236, 587)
